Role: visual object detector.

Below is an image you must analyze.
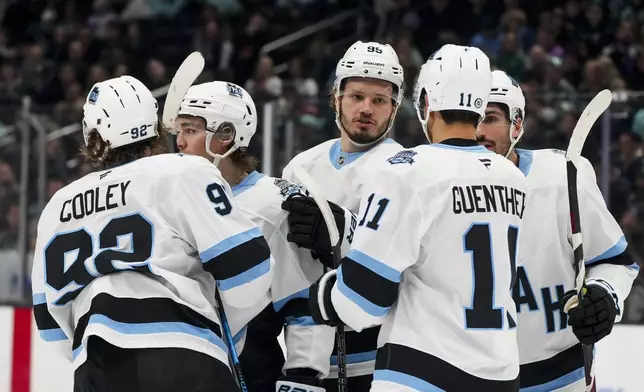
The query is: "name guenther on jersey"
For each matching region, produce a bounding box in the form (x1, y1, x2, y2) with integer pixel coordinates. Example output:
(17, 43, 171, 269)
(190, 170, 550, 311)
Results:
(452, 184, 526, 218)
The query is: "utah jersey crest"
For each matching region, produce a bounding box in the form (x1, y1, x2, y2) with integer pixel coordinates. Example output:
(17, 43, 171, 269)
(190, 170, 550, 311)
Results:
(273, 178, 303, 198)
(387, 149, 417, 165)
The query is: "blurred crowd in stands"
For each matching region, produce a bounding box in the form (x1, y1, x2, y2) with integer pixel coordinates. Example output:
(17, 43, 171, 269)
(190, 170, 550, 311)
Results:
(0, 0, 643, 322)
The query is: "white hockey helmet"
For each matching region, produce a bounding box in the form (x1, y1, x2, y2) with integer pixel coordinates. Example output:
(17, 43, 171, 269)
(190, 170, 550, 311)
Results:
(82, 75, 159, 149)
(488, 70, 526, 157)
(177, 81, 257, 166)
(413, 44, 491, 142)
(334, 41, 405, 146)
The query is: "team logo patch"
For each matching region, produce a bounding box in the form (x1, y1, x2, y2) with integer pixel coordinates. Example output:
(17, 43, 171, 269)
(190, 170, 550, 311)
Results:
(337, 155, 346, 165)
(88, 86, 99, 104)
(273, 179, 303, 198)
(226, 83, 244, 99)
(387, 149, 417, 165)
(474, 98, 483, 108)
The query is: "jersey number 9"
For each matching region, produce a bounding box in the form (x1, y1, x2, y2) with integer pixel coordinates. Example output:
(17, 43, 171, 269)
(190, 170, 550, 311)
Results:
(206, 182, 232, 216)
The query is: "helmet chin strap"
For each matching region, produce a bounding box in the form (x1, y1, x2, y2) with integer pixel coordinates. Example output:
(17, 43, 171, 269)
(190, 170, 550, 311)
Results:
(505, 122, 524, 158)
(205, 132, 237, 167)
(416, 102, 431, 143)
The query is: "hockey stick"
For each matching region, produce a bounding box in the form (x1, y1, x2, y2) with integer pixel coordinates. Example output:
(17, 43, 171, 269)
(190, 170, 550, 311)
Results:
(563, 89, 612, 392)
(292, 167, 348, 392)
(162, 51, 205, 131)
(215, 289, 249, 392)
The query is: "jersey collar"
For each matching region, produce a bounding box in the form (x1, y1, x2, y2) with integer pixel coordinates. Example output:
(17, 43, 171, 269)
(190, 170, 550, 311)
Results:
(328, 138, 396, 170)
(515, 149, 533, 177)
(430, 138, 491, 153)
(232, 171, 266, 196)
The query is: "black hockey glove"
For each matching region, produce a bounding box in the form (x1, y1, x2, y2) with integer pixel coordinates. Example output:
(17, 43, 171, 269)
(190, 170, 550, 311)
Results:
(281, 195, 345, 264)
(308, 270, 342, 327)
(563, 285, 617, 345)
(276, 368, 326, 392)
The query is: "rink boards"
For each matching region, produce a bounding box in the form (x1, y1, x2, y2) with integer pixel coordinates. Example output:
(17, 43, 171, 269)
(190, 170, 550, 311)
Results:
(0, 306, 641, 392)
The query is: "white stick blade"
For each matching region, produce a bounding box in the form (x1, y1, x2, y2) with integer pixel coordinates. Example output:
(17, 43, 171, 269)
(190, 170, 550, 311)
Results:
(162, 51, 205, 130)
(566, 89, 612, 162)
(292, 167, 341, 246)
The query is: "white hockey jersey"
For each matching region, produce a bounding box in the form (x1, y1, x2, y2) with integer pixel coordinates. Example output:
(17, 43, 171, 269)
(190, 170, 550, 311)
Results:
(229, 171, 336, 377)
(330, 141, 527, 391)
(512, 149, 639, 391)
(31, 153, 273, 370)
(282, 137, 403, 378)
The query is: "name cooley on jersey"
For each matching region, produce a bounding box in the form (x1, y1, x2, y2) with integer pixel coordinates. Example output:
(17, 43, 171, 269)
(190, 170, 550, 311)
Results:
(31, 76, 273, 374)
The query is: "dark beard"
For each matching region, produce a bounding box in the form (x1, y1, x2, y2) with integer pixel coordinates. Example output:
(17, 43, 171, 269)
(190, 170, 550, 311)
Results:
(343, 121, 387, 145)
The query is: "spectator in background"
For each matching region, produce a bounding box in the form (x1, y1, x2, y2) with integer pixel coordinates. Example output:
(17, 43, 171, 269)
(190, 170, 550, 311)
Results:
(305, 35, 335, 90)
(603, 19, 639, 78)
(0, 200, 20, 249)
(0, 161, 18, 204)
(232, 12, 268, 86)
(52, 81, 84, 126)
(495, 31, 527, 81)
(0, 61, 22, 102)
(470, 16, 501, 60)
(286, 57, 318, 98)
(616, 131, 643, 188)
(87, 0, 117, 39)
(144, 58, 169, 90)
(245, 54, 282, 101)
(578, 2, 610, 59)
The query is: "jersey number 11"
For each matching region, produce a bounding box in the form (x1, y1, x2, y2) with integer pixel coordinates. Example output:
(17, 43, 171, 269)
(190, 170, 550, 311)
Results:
(463, 223, 518, 330)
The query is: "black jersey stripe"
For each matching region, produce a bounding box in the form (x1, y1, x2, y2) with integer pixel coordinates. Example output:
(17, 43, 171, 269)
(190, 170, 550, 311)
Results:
(73, 293, 223, 351)
(375, 343, 519, 391)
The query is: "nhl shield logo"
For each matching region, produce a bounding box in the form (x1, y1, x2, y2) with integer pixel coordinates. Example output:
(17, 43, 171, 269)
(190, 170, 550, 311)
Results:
(387, 149, 417, 165)
(337, 155, 346, 165)
(88, 86, 99, 104)
(226, 83, 244, 99)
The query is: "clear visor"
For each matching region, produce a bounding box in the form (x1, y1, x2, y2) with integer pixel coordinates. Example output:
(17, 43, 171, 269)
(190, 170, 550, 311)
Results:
(337, 88, 397, 108)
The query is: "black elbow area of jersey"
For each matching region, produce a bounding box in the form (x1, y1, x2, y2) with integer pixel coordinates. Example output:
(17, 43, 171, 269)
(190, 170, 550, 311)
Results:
(34, 303, 60, 331)
(589, 246, 633, 267)
(280, 296, 310, 322)
(204, 235, 270, 281)
(342, 257, 399, 309)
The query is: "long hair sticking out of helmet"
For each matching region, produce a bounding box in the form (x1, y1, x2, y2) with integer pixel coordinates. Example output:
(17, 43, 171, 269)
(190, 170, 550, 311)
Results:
(81, 75, 165, 168)
(333, 41, 404, 148)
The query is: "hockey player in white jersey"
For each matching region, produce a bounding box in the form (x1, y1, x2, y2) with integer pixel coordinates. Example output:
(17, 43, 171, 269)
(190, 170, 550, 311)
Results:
(172, 81, 356, 392)
(307, 44, 527, 391)
(280, 40, 405, 392)
(477, 70, 639, 391)
(31, 76, 273, 392)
